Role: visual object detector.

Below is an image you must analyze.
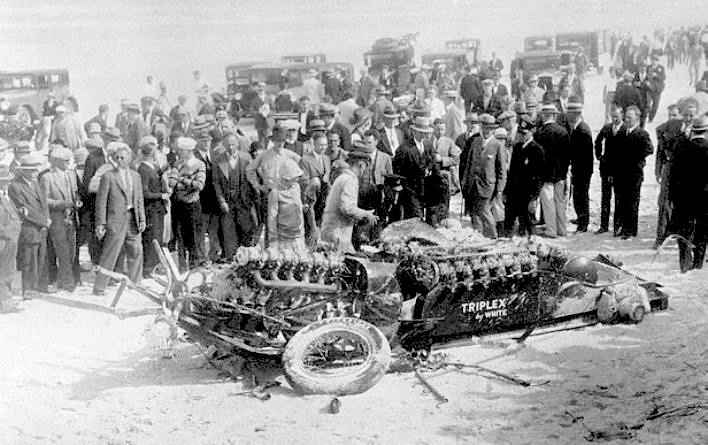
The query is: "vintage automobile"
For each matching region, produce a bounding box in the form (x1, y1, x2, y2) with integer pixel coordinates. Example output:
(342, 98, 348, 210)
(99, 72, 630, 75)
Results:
(364, 35, 417, 95)
(107, 220, 669, 397)
(555, 31, 605, 74)
(421, 51, 471, 74)
(224, 61, 354, 116)
(0, 69, 70, 125)
(281, 54, 327, 64)
(512, 50, 566, 93)
(524, 35, 555, 52)
(444, 38, 482, 67)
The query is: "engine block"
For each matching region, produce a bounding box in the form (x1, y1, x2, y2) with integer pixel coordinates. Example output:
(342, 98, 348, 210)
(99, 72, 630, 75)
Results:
(396, 242, 570, 300)
(203, 246, 358, 325)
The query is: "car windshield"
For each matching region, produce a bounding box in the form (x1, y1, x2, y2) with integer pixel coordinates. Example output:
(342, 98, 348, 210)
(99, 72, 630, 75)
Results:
(522, 56, 561, 72)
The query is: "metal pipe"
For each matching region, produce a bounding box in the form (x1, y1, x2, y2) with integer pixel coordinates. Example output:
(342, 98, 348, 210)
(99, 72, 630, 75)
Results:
(253, 271, 337, 293)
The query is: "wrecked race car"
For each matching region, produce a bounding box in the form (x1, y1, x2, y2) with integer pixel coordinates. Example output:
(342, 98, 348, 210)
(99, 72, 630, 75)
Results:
(105, 221, 668, 396)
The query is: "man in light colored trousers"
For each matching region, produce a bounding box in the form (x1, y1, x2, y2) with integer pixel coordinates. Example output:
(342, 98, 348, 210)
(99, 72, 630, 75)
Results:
(539, 180, 568, 238)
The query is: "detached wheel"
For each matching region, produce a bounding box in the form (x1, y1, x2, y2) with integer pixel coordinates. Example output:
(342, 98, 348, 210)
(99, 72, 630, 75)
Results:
(282, 317, 391, 395)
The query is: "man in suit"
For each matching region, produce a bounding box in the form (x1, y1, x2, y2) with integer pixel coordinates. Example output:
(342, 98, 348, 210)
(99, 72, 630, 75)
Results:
(393, 116, 436, 220)
(554, 84, 571, 129)
(614, 106, 654, 239)
(140, 96, 168, 132)
(170, 109, 191, 136)
(122, 103, 150, 154)
(0, 165, 22, 312)
(295, 96, 316, 143)
(253, 82, 275, 149)
(565, 100, 594, 233)
(473, 79, 503, 117)
(213, 133, 255, 257)
(196, 94, 216, 117)
(504, 117, 545, 236)
(432, 118, 462, 196)
(93, 144, 146, 295)
(489, 52, 504, 73)
(613, 71, 643, 116)
(377, 108, 403, 157)
(321, 103, 351, 152)
(646, 54, 667, 123)
(464, 114, 507, 238)
(460, 66, 483, 113)
(41, 147, 81, 292)
(369, 86, 395, 131)
(594, 106, 625, 235)
(654, 103, 689, 248)
(82, 138, 111, 262)
(193, 132, 221, 263)
(169, 95, 190, 122)
(669, 115, 708, 272)
(537, 104, 572, 238)
(84, 104, 109, 135)
(8, 154, 51, 299)
(51, 105, 87, 152)
(136, 136, 169, 276)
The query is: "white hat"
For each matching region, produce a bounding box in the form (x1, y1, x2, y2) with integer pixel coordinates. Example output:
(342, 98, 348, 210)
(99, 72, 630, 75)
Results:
(55, 105, 68, 113)
(176, 137, 197, 151)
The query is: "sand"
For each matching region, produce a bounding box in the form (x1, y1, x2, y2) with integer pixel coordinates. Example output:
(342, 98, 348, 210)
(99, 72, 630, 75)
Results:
(0, 59, 706, 445)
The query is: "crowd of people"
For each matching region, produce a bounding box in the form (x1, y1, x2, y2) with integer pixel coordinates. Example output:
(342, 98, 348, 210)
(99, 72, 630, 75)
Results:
(0, 27, 707, 313)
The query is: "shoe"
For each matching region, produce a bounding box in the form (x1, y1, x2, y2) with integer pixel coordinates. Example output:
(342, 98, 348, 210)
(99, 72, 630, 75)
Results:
(575, 226, 588, 233)
(595, 228, 609, 234)
(22, 291, 32, 301)
(93, 290, 106, 297)
(570, 218, 578, 224)
(539, 230, 558, 239)
(35, 286, 57, 294)
(621, 234, 632, 240)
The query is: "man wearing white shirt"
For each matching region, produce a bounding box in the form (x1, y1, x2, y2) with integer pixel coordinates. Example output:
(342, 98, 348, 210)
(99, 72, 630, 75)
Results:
(378, 108, 403, 157)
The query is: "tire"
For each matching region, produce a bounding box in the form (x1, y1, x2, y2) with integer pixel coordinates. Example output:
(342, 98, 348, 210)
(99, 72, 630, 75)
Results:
(18, 105, 35, 126)
(282, 317, 391, 395)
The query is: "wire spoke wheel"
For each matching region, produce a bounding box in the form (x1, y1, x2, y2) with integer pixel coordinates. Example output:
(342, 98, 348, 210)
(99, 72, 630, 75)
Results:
(282, 317, 391, 395)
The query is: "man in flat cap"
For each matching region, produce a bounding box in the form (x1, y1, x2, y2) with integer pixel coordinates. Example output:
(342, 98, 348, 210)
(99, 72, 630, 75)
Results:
(41, 147, 80, 291)
(93, 144, 146, 295)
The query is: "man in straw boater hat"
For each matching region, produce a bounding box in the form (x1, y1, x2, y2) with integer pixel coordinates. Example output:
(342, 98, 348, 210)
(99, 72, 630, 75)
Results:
(393, 115, 436, 220)
(0, 163, 22, 312)
(463, 114, 507, 239)
(320, 149, 378, 253)
(8, 153, 51, 300)
(535, 103, 571, 238)
(669, 114, 708, 272)
(565, 97, 594, 233)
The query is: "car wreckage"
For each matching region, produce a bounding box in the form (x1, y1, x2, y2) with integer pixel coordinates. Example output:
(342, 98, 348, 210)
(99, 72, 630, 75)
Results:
(101, 219, 669, 397)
